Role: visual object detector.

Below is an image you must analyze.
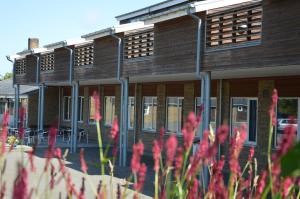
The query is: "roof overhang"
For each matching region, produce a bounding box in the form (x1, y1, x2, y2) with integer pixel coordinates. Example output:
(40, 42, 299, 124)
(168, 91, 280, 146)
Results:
(115, 0, 189, 22)
(143, 0, 257, 24)
(44, 38, 86, 49)
(81, 22, 151, 40)
(15, 47, 48, 57)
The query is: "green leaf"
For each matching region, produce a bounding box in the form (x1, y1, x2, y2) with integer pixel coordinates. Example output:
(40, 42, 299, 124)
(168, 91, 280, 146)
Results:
(281, 142, 300, 177)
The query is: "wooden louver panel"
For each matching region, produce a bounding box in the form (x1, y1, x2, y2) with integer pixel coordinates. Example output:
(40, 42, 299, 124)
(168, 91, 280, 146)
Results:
(124, 30, 154, 59)
(206, 3, 262, 49)
(40, 53, 55, 72)
(75, 44, 94, 67)
(15, 59, 26, 75)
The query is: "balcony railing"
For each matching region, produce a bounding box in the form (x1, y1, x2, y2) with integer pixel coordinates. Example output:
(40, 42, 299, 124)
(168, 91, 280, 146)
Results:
(124, 29, 154, 59)
(206, 2, 262, 50)
(40, 53, 55, 72)
(15, 59, 26, 75)
(74, 44, 94, 67)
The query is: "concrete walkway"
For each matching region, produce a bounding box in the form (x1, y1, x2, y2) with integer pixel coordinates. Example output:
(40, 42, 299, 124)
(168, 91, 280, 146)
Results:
(2, 146, 154, 198)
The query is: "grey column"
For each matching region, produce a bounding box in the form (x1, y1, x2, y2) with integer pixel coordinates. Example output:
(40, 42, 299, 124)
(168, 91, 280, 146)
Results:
(71, 82, 79, 153)
(40, 84, 45, 132)
(119, 78, 129, 167)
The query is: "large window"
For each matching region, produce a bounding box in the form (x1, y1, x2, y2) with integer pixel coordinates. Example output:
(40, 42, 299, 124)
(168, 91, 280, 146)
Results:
(128, 97, 135, 129)
(64, 96, 84, 122)
(275, 98, 299, 147)
(195, 97, 217, 131)
(231, 98, 257, 145)
(104, 96, 115, 126)
(166, 97, 183, 134)
(143, 97, 157, 131)
(63, 96, 72, 121)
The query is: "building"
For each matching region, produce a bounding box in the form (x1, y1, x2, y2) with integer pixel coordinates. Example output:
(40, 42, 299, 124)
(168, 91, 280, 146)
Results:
(0, 78, 37, 127)
(7, 0, 300, 168)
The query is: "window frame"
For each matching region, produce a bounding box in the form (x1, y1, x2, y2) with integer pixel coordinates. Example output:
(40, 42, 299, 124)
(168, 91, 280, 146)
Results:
(142, 96, 157, 132)
(274, 97, 300, 147)
(103, 96, 116, 127)
(230, 97, 258, 146)
(88, 96, 96, 125)
(166, 97, 184, 135)
(128, 96, 135, 130)
(63, 96, 72, 121)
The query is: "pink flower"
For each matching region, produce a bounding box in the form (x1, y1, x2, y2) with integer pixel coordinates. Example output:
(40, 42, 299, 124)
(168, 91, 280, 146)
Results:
(165, 135, 178, 166)
(131, 142, 144, 173)
(27, 148, 36, 172)
(256, 170, 267, 197)
(248, 147, 255, 162)
(273, 124, 296, 161)
(152, 140, 161, 172)
(110, 118, 119, 158)
(13, 167, 28, 199)
(187, 178, 199, 199)
(50, 163, 55, 189)
(1, 111, 9, 154)
(159, 128, 165, 148)
(216, 125, 229, 144)
(175, 147, 183, 178)
(92, 91, 101, 122)
(110, 118, 119, 140)
(80, 148, 88, 173)
(134, 163, 147, 192)
(269, 89, 278, 126)
(282, 177, 293, 198)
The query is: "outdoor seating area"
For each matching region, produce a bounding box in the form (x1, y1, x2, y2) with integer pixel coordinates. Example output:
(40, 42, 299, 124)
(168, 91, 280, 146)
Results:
(8, 126, 89, 147)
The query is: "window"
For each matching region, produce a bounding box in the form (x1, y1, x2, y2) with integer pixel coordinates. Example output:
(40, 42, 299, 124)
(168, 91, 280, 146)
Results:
(63, 96, 72, 121)
(166, 97, 183, 134)
(104, 96, 115, 126)
(275, 98, 299, 147)
(195, 97, 217, 131)
(78, 97, 84, 122)
(40, 53, 55, 71)
(231, 98, 257, 144)
(143, 97, 157, 131)
(124, 29, 154, 59)
(15, 59, 26, 75)
(128, 97, 135, 129)
(75, 44, 94, 67)
(206, 2, 262, 49)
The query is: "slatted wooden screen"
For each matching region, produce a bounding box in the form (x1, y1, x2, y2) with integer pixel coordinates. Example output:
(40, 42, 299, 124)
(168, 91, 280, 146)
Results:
(206, 3, 262, 49)
(75, 44, 94, 66)
(40, 53, 55, 71)
(15, 59, 26, 75)
(124, 30, 154, 59)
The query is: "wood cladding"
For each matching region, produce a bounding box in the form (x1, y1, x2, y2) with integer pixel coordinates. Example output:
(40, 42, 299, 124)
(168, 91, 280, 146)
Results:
(74, 44, 94, 67)
(124, 29, 154, 59)
(206, 2, 262, 49)
(40, 53, 55, 72)
(15, 59, 26, 75)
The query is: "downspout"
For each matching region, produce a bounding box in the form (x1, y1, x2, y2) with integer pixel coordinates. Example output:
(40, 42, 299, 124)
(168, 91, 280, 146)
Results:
(63, 41, 77, 152)
(111, 31, 128, 167)
(188, 8, 210, 189)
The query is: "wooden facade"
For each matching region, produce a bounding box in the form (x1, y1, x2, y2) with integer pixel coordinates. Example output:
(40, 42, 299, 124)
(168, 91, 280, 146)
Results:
(11, 0, 300, 169)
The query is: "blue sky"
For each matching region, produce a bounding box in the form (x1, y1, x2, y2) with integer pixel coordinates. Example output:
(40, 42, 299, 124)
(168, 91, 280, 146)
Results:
(0, 0, 162, 76)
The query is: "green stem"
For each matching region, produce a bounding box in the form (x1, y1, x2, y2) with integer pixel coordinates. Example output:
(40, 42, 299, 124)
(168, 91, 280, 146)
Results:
(96, 122, 105, 175)
(154, 171, 159, 199)
(260, 182, 271, 199)
(296, 188, 300, 199)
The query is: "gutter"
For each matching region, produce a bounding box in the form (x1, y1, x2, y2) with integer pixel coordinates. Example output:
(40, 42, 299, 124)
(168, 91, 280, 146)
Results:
(62, 41, 74, 84)
(32, 52, 40, 85)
